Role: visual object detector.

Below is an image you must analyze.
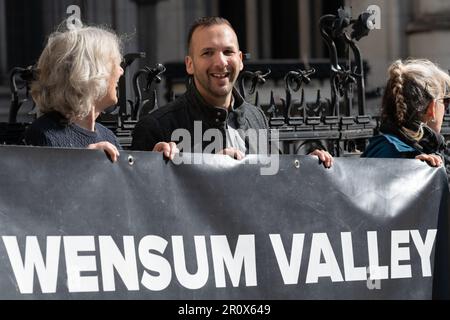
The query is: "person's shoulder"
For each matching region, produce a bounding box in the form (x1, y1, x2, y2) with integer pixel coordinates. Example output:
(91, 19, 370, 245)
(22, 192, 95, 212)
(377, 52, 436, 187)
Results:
(131, 97, 189, 151)
(25, 112, 66, 138)
(235, 93, 266, 115)
(24, 112, 66, 146)
(28, 112, 64, 130)
(382, 134, 417, 153)
(95, 122, 121, 148)
(95, 122, 116, 138)
(138, 95, 189, 124)
(238, 100, 269, 128)
(362, 134, 415, 158)
(240, 100, 258, 110)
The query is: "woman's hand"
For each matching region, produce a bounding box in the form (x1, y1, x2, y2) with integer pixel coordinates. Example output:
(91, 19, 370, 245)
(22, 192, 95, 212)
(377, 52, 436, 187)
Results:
(415, 154, 443, 167)
(88, 142, 120, 162)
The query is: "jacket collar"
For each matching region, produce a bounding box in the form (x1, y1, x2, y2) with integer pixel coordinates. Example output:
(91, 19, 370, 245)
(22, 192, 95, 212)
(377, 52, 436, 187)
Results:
(185, 78, 249, 130)
(379, 120, 445, 154)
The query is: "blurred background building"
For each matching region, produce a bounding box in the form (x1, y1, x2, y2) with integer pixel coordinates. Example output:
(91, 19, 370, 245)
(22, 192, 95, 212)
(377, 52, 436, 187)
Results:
(0, 0, 449, 122)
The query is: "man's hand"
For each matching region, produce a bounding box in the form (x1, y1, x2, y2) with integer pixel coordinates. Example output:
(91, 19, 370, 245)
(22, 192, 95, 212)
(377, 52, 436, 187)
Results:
(415, 154, 443, 167)
(88, 141, 120, 162)
(218, 148, 245, 160)
(309, 149, 333, 168)
(153, 142, 179, 160)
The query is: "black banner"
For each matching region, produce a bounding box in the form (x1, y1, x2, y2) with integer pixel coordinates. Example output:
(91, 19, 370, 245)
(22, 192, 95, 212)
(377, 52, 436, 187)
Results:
(0, 145, 448, 300)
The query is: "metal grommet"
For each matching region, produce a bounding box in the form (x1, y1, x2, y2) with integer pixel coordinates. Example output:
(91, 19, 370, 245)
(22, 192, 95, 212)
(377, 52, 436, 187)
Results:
(294, 159, 300, 169)
(128, 155, 135, 166)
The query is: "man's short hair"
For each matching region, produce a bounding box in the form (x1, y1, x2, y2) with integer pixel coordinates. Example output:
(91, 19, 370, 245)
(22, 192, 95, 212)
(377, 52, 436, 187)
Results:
(186, 16, 236, 53)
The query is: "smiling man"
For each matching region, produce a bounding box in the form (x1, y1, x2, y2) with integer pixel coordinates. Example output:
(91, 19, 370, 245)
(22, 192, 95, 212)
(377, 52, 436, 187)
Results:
(131, 17, 332, 167)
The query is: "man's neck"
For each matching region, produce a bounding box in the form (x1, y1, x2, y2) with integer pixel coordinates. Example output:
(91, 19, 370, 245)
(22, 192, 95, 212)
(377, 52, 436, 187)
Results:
(193, 79, 233, 109)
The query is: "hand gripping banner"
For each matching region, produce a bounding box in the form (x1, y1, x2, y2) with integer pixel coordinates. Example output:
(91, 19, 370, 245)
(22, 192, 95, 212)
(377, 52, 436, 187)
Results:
(0, 145, 448, 299)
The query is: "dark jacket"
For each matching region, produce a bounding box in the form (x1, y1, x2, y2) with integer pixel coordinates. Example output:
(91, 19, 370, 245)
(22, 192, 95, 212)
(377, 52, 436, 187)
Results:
(131, 81, 268, 152)
(25, 111, 121, 149)
(362, 121, 446, 159)
(362, 134, 420, 158)
(362, 122, 450, 187)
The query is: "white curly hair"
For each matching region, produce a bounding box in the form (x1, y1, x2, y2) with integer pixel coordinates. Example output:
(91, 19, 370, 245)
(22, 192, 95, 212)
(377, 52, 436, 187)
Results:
(31, 23, 122, 122)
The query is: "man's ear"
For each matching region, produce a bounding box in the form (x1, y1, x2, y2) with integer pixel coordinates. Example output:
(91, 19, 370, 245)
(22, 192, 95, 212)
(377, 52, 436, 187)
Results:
(238, 51, 244, 71)
(185, 56, 194, 75)
(425, 99, 437, 121)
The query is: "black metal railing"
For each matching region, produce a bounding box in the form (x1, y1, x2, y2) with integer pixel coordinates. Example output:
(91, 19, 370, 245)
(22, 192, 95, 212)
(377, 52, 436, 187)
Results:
(5, 7, 441, 157)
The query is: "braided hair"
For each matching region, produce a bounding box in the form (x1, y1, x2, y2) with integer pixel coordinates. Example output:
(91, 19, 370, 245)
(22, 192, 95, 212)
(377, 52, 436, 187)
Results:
(381, 59, 450, 140)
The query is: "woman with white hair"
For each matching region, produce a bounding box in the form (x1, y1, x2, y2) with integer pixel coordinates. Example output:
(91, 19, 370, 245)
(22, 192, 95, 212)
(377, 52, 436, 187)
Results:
(362, 58, 450, 166)
(25, 23, 123, 162)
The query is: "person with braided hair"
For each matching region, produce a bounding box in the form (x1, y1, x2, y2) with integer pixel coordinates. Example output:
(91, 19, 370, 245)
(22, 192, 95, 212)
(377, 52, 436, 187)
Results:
(362, 58, 450, 167)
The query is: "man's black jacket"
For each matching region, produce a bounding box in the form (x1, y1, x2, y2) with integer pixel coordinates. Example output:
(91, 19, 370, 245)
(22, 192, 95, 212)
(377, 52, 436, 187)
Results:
(131, 81, 268, 152)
